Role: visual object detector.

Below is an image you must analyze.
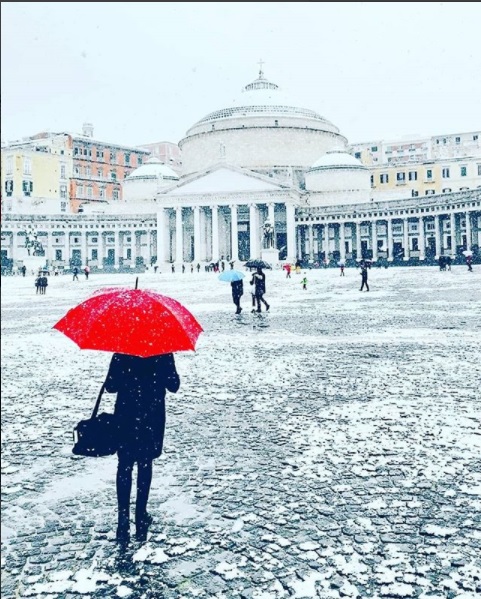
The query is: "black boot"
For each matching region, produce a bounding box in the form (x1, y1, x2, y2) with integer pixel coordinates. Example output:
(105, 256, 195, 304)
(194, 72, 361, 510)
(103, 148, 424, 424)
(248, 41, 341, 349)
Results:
(116, 514, 130, 546)
(136, 512, 153, 542)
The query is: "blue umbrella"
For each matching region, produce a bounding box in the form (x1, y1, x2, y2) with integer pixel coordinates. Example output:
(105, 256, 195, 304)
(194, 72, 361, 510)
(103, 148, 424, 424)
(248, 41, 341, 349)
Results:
(218, 270, 245, 282)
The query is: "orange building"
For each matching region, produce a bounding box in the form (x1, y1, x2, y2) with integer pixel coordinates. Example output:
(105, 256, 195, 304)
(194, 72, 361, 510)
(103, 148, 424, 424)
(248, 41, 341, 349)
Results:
(69, 123, 150, 213)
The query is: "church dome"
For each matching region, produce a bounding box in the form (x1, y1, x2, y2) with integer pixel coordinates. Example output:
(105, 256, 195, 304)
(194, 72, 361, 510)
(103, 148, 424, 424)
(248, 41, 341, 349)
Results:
(125, 156, 179, 181)
(309, 151, 367, 171)
(179, 66, 347, 177)
(305, 151, 371, 205)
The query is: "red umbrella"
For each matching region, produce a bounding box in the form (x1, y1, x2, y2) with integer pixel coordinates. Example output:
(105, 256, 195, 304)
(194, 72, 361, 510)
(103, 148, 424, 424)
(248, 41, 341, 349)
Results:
(53, 285, 203, 358)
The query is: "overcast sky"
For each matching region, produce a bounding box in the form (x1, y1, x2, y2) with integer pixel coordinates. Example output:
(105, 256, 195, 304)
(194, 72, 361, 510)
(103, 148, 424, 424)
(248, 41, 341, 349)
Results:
(2, 2, 480, 148)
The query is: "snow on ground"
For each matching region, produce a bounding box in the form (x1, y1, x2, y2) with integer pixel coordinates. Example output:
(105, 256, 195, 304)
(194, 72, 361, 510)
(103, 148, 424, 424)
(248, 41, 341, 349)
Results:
(1, 265, 481, 598)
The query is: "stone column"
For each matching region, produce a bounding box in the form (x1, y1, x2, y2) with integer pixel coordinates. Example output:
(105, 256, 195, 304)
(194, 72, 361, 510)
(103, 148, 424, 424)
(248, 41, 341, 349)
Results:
(356, 222, 362, 259)
(434, 214, 441, 258)
(131, 229, 136, 267)
(450, 212, 456, 257)
(465, 211, 472, 251)
(83, 231, 88, 266)
(339, 222, 346, 262)
(193, 206, 201, 263)
(387, 219, 393, 262)
(45, 231, 52, 265)
(372, 220, 378, 262)
(114, 228, 120, 269)
(286, 204, 296, 262)
(249, 203, 259, 259)
(324, 223, 330, 261)
(230, 204, 239, 261)
(419, 216, 425, 261)
(97, 231, 103, 269)
(64, 230, 70, 267)
(12, 231, 19, 262)
(403, 218, 409, 261)
(211, 205, 219, 262)
(156, 208, 167, 263)
(175, 206, 183, 263)
(308, 224, 314, 261)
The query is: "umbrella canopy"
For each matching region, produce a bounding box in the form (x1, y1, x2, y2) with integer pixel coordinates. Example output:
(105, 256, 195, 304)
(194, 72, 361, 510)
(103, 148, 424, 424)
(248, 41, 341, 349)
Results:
(218, 270, 245, 282)
(462, 250, 473, 257)
(53, 287, 203, 358)
(244, 259, 272, 270)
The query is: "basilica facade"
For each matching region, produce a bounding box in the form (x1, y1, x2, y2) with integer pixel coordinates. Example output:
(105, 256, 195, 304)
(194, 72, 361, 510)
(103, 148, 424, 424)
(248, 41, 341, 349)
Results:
(2, 68, 480, 271)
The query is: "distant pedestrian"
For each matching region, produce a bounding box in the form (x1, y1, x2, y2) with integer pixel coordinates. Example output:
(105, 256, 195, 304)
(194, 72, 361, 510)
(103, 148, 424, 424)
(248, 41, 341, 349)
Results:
(54, 268, 59, 276)
(250, 267, 270, 313)
(301, 274, 308, 290)
(40, 275, 48, 295)
(221, 261, 225, 272)
(231, 279, 244, 315)
(182, 264, 186, 273)
(84, 265, 90, 280)
(190, 264, 194, 273)
(171, 263, 175, 274)
(285, 264, 292, 278)
(229, 261, 235, 270)
(359, 264, 369, 291)
(35, 276, 41, 294)
(196, 263, 201, 273)
(339, 263, 345, 276)
(21, 265, 27, 277)
(154, 265, 158, 274)
(466, 255, 473, 272)
(72, 267, 79, 281)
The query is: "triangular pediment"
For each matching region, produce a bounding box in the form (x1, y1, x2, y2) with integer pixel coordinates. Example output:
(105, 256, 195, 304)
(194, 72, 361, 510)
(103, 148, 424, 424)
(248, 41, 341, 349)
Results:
(161, 164, 290, 196)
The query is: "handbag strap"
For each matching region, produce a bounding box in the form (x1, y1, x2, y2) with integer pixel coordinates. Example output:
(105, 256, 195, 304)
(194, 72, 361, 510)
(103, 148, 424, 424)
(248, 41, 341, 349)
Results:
(91, 382, 106, 419)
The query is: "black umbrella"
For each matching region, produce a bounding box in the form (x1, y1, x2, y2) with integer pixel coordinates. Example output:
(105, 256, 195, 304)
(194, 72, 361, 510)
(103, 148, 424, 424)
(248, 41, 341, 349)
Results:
(244, 259, 272, 270)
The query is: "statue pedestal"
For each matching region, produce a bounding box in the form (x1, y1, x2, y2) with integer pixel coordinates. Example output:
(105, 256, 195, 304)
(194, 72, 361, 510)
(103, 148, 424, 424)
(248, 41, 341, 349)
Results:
(261, 248, 279, 267)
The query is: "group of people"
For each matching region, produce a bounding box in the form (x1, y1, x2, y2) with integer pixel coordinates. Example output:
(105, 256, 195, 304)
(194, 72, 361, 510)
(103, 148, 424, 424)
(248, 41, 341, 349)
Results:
(35, 273, 48, 294)
(230, 266, 270, 315)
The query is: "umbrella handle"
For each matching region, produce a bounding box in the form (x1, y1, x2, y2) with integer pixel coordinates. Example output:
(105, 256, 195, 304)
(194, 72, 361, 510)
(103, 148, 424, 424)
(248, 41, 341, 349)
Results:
(91, 383, 106, 419)
(135, 277, 139, 289)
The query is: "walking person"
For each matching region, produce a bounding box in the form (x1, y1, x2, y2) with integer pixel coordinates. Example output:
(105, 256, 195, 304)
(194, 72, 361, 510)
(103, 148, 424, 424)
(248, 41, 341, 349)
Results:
(339, 263, 345, 276)
(285, 263, 292, 278)
(84, 265, 90, 280)
(21, 265, 27, 277)
(359, 263, 369, 291)
(301, 273, 308, 290)
(171, 263, 175, 274)
(466, 255, 473, 272)
(105, 352, 181, 546)
(72, 267, 79, 281)
(231, 279, 244, 314)
(35, 276, 41, 294)
(250, 267, 270, 313)
(40, 274, 48, 294)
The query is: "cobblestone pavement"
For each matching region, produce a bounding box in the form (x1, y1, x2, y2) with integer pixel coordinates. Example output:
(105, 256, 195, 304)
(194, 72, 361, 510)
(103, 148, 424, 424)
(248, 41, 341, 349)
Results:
(1, 266, 481, 598)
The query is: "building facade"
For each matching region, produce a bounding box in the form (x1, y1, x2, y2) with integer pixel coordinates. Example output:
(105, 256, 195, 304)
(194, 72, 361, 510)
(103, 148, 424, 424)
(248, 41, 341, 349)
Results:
(1, 69, 480, 273)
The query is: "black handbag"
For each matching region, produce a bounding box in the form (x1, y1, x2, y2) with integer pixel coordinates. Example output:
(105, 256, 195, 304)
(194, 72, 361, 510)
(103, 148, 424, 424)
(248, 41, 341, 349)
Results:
(72, 383, 118, 457)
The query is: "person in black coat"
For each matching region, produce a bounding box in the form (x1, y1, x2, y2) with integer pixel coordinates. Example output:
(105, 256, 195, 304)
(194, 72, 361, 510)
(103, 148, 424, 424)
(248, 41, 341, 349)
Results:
(105, 352, 180, 545)
(231, 279, 244, 314)
(359, 264, 369, 291)
(250, 267, 270, 313)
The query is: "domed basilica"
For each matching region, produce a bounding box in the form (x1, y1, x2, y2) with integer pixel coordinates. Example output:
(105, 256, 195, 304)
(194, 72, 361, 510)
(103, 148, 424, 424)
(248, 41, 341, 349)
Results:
(2, 67, 480, 271)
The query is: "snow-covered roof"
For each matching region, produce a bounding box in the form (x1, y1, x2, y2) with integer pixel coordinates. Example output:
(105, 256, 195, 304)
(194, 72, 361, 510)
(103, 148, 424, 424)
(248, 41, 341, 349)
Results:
(193, 71, 336, 128)
(125, 157, 179, 181)
(310, 151, 367, 171)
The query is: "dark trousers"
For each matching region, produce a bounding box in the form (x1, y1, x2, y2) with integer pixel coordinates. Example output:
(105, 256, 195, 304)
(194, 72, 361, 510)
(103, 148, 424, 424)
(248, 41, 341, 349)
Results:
(360, 278, 369, 291)
(255, 293, 269, 312)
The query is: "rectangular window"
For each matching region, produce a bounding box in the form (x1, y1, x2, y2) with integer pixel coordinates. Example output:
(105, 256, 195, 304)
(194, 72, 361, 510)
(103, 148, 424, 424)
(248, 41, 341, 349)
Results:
(60, 202, 67, 212)
(5, 156, 13, 174)
(5, 180, 14, 196)
(380, 174, 389, 184)
(74, 165, 80, 175)
(408, 171, 417, 181)
(371, 146, 378, 152)
(110, 171, 117, 181)
(87, 187, 93, 198)
(474, 135, 479, 141)
(460, 166, 467, 177)
(23, 157, 32, 175)
(92, 249, 98, 260)
(99, 188, 105, 199)
(74, 147, 79, 155)
(455, 137, 461, 143)
(110, 151, 116, 161)
(392, 224, 403, 234)
(77, 185, 84, 196)
(97, 169, 102, 177)
(60, 185, 67, 199)
(22, 180, 33, 196)
(425, 190, 436, 195)
(370, 175, 374, 186)
(85, 166, 91, 176)
(442, 168, 450, 178)
(426, 169, 433, 179)
(426, 222, 435, 231)
(354, 152, 361, 159)
(125, 153, 130, 165)
(478, 164, 481, 176)
(396, 172, 406, 182)
(411, 190, 419, 197)
(113, 190, 119, 201)
(92, 237, 98, 243)
(60, 164, 66, 179)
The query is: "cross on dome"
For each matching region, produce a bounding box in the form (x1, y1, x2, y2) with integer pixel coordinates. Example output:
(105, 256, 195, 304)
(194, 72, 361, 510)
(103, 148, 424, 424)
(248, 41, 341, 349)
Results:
(257, 58, 265, 78)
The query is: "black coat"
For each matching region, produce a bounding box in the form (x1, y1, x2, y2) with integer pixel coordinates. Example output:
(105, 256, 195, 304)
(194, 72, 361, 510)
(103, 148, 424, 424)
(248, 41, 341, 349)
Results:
(231, 280, 244, 300)
(250, 271, 266, 296)
(105, 353, 180, 460)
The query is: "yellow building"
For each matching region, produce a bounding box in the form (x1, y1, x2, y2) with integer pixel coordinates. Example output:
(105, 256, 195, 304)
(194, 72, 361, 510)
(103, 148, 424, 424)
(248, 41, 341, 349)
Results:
(1, 142, 72, 214)
(370, 155, 481, 201)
